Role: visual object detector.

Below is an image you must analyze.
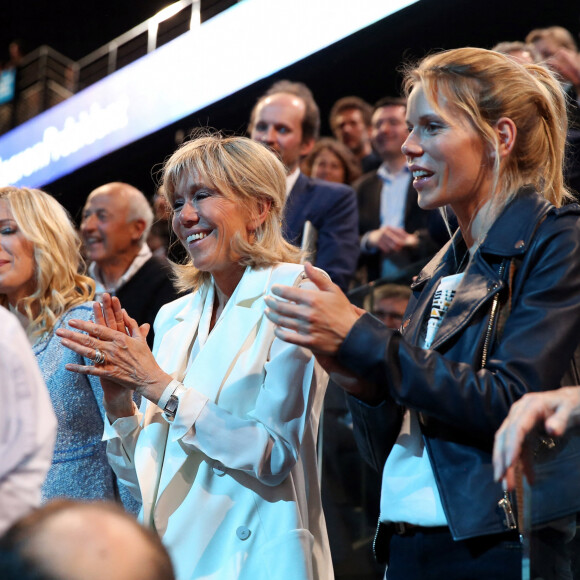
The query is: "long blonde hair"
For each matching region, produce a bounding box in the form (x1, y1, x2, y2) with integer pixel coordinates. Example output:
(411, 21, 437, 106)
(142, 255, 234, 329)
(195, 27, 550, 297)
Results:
(403, 47, 571, 216)
(0, 187, 94, 338)
(161, 133, 302, 292)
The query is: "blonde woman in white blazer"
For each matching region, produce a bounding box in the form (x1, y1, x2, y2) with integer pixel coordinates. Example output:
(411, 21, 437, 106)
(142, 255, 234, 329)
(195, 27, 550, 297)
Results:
(58, 134, 333, 580)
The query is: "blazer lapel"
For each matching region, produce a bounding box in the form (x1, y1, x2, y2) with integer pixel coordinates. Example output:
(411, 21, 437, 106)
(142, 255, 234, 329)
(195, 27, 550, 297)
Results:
(137, 287, 209, 522)
(153, 267, 271, 502)
(154, 285, 209, 379)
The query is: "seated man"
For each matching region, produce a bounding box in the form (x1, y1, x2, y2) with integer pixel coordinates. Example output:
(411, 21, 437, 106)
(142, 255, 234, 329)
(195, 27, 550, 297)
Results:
(81, 182, 180, 347)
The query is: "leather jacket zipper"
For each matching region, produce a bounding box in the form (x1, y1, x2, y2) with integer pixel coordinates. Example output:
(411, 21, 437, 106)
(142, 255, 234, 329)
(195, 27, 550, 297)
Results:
(498, 490, 518, 530)
(481, 261, 519, 534)
(481, 262, 506, 369)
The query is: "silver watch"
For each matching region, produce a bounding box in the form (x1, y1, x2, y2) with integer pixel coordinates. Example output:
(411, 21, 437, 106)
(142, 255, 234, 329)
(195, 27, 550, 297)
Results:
(163, 393, 179, 421)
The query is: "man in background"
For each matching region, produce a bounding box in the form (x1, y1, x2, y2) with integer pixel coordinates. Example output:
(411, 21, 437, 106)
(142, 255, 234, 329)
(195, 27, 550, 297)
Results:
(329, 96, 381, 173)
(81, 182, 179, 347)
(249, 81, 359, 292)
(0, 499, 174, 580)
(367, 283, 411, 330)
(356, 97, 448, 284)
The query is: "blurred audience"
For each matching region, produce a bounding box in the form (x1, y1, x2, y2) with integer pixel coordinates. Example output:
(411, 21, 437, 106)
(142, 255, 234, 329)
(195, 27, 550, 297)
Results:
(329, 96, 381, 173)
(249, 80, 359, 291)
(302, 137, 362, 185)
(492, 40, 539, 64)
(148, 185, 187, 264)
(0, 306, 56, 535)
(81, 182, 179, 347)
(526, 26, 580, 198)
(356, 96, 448, 284)
(365, 283, 411, 329)
(0, 500, 175, 580)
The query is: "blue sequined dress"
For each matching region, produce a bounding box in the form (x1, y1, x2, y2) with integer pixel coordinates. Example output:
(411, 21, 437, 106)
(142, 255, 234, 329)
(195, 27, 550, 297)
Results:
(33, 303, 140, 514)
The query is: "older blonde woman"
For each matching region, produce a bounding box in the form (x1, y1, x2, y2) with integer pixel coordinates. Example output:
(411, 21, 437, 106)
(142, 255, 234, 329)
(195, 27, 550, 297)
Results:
(58, 135, 333, 580)
(0, 186, 138, 512)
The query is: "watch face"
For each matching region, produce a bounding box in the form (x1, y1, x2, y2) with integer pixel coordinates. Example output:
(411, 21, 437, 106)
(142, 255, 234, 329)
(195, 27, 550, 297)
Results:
(164, 394, 179, 418)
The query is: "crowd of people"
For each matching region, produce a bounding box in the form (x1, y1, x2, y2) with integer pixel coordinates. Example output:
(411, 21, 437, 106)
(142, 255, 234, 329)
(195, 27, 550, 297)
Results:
(2, 24, 580, 580)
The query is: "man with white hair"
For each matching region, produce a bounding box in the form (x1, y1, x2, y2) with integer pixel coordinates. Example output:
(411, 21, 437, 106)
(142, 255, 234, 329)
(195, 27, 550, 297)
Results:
(81, 182, 179, 347)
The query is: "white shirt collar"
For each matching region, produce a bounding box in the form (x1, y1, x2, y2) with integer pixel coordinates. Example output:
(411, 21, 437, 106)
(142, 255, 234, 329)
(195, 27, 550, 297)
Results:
(285, 167, 301, 196)
(377, 162, 409, 181)
(89, 244, 153, 299)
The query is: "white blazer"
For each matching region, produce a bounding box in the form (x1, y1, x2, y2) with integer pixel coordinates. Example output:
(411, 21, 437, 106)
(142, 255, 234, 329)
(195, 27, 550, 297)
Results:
(104, 264, 333, 580)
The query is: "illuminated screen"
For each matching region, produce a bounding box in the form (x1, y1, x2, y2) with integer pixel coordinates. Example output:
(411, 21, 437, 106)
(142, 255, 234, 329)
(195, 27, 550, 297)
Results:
(0, 0, 417, 187)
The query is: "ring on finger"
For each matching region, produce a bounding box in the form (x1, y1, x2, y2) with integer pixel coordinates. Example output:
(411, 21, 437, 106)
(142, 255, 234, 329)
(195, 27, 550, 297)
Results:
(93, 348, 106, 365)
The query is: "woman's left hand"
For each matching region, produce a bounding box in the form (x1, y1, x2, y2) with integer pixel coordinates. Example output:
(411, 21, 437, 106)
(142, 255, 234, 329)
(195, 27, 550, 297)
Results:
(56, 305, 172, 405)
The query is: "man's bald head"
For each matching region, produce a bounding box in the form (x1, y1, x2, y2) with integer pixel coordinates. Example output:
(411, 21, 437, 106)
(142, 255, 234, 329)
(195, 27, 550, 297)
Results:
(0, 500, 174, 580)
(80, 182, 153, 271)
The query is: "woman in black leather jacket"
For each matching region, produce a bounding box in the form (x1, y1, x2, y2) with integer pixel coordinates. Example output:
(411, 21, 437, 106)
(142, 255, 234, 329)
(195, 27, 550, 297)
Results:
(265, 47, 580, 580)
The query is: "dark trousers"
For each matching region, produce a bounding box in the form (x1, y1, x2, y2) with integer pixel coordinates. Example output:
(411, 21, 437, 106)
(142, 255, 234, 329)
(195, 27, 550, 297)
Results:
(385, 527, 521, 580)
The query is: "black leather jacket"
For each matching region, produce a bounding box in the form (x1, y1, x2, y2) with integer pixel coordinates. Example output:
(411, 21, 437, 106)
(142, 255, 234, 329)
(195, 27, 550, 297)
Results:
(340, 188, 580, 541)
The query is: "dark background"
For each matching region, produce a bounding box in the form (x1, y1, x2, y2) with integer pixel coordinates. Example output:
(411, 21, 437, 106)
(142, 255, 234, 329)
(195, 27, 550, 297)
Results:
(3, 0, 580, 218)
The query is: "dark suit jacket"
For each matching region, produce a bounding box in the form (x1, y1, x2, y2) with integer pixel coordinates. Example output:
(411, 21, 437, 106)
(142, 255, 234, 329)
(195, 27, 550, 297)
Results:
(355, 170, 450, 283)
(565, 86, 580, 200)
(283, 172, 359, 292)
(116, 256, 180, 348)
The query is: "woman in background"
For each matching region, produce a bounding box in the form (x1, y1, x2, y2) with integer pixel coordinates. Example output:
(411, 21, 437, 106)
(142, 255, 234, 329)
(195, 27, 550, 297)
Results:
(0, 186, 138, 513)
(302, 137, 362, 185)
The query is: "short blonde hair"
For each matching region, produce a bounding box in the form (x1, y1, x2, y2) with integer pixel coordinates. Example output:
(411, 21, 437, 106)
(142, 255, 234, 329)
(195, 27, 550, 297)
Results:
(403, 47, 571, 216)
(161, 133, 302, 291)
(0, 187, 94, 338)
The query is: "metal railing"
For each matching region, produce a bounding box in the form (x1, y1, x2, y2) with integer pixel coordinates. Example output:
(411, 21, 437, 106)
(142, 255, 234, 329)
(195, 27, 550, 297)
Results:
(76, 0, 201, 89)
(0, 45, 75, 133)
(0, 0, 239, 135)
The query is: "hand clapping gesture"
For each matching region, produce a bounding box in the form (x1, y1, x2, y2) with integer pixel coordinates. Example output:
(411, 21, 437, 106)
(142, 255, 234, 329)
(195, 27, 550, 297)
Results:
(57, 294, 173, 419)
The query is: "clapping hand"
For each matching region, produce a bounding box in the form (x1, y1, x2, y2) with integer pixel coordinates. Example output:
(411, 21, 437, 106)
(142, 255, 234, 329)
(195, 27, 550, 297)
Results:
(57, 294, 173, 418)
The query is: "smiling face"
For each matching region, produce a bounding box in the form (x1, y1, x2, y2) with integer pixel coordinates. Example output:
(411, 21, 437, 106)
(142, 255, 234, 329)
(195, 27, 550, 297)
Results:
(171, 172, 251, 294)
(0, 199, 36, 306)
(250, 93, 314, 173)
(80, 187, 142, 267)
(403, 84, 493, 228)
(311, 147, 346, 184)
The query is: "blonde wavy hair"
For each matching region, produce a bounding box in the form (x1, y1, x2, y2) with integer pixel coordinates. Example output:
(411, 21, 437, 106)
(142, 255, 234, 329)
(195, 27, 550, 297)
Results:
(161, 133, 302, 292)
(0, 187, 94, 339)
(402, 47, 571, 221)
